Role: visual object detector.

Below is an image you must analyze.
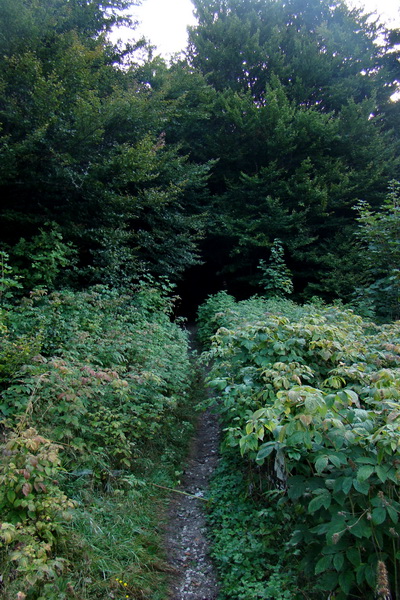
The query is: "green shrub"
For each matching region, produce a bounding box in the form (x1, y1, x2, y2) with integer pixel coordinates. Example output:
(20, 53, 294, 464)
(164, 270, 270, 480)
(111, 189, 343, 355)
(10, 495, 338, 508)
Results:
(1, 285, 192, 471)
(201, 295, 400, 599)
(0, 279, 195, 598)
(9, 224, 78, 292)
(196, 291, 236, 347)
(354, 181, 400, 322)
(257, 238, 293, 298)
(207, 452, 301, 600)
(0, 428, 75, 598)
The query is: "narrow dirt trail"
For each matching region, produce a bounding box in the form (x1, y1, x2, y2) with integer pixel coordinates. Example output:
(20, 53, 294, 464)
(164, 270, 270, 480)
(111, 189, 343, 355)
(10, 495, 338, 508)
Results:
(165, 328, 220, 600)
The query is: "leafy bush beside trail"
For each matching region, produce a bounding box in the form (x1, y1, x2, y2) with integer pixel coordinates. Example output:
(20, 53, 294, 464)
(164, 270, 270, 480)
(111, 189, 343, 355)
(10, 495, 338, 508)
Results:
(199, 294, 400, 599)
(207, 450, 300, 600)
(0, 282, 195, 599)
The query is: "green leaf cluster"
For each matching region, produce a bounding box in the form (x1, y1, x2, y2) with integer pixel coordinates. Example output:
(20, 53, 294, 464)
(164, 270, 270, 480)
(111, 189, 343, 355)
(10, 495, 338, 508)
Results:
(0, 281, 195, 597)
(354, 181, 400, 321)
(257, 238, 293, 298)
(200, 293, 400, 598)
(206, 451, 299, 600)
(0, 429, 75, 594)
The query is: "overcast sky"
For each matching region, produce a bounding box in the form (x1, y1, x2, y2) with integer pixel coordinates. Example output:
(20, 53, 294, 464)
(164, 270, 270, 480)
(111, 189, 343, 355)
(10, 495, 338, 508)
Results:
(111, 0, 400, 58)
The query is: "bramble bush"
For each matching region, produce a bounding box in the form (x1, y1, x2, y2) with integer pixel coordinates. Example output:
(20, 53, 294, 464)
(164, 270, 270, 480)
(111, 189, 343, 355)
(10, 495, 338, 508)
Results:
(1, 284, 192, 469)
(0, 428, 75, 597)
(0, 278, 194, 598)
(200, 294, 400, 599)
(196, 290, 237, 347)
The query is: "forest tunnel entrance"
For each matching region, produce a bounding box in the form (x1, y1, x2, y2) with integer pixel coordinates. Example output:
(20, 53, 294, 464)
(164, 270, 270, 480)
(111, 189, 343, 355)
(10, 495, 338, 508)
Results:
(175, 262, 259, 321)
(174, 263, 225, 321)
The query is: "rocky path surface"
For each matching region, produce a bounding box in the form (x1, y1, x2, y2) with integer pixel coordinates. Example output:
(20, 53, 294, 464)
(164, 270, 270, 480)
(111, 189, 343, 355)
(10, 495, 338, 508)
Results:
(165, 404, 220, 600)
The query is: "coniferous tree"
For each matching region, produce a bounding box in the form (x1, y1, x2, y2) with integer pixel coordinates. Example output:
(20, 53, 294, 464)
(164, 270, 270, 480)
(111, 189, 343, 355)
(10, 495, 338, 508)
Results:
(178, 0, 400, 299)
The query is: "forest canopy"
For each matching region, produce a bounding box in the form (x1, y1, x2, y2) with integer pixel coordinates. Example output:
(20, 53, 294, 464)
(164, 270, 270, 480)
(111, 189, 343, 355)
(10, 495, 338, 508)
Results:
(0, 0, 399, 318)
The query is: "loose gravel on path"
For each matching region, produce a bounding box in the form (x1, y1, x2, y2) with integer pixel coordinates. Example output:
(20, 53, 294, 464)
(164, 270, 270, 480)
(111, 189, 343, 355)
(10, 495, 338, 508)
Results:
(165, 407, 220, 600)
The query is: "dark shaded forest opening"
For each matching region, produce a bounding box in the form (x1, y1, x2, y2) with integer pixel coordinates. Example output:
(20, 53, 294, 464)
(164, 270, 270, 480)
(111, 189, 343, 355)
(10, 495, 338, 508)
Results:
(175, 241, 265, 320)
(175, 262, 225, 321)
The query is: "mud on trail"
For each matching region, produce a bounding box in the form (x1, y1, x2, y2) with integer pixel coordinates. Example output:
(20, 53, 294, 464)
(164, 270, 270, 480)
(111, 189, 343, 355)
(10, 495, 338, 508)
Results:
(165, 405, 220, 600)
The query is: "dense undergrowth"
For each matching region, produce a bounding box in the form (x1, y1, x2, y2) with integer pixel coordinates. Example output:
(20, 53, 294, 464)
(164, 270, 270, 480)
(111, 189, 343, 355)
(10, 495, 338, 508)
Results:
(0, 280, 197, 599)
(198, 292, 400, 600)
